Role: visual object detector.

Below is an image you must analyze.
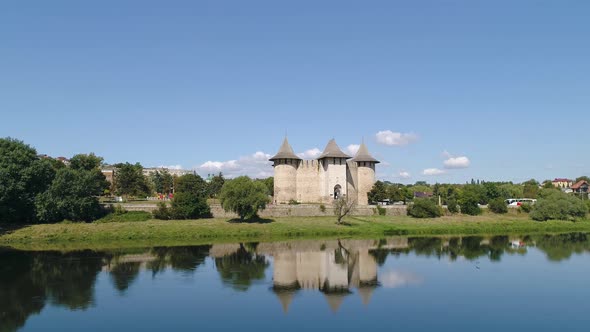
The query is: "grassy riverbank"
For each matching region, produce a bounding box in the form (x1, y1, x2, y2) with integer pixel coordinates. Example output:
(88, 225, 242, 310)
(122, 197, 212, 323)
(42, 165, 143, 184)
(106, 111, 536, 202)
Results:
(2, 213, 590, 251)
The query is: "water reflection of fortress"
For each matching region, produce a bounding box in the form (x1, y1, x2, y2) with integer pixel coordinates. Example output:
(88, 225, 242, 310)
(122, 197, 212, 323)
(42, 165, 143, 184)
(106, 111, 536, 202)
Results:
(272, 248, 376, 312)
(256, 238, 409, 312)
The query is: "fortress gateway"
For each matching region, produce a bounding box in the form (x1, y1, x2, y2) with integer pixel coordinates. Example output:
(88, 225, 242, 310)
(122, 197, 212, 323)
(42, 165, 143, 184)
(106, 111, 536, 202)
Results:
(270, 138, 379, 205)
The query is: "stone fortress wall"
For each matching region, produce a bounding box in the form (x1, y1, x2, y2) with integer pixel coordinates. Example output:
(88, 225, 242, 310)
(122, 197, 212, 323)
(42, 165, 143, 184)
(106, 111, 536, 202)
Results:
(271, 138, 379, 206)
(114, 203, 407, 218)
(295, 160, 321, 203)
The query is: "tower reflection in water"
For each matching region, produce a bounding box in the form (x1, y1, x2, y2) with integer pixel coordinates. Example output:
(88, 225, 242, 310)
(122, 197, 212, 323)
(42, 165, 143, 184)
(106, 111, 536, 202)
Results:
(261, 238, 408, 312)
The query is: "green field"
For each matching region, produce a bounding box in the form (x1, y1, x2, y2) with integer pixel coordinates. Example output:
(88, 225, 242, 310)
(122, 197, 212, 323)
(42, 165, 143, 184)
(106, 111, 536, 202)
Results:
(2, 213, 590, 251)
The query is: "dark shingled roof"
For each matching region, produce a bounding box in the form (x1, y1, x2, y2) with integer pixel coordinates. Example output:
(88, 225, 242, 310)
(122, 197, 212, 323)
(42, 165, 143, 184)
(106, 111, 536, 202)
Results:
(269, 137, 301, 161)
(317, 139, 351, 159)
(351, 142, 380, 163)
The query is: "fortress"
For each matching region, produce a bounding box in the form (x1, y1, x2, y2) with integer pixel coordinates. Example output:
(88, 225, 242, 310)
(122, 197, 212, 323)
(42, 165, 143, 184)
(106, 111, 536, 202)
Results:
(270, 138, 379, 205)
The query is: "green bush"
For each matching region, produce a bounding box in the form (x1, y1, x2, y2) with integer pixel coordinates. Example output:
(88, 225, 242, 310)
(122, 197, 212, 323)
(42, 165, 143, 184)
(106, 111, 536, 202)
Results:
(407, 198, 443, 218)
(530, 191, 588, 221)
(96, 211, 151, 223)
(153, 202, 172, 220)
(319, 204, 326, 213)
(219, 176, 270, 221)
(459, 193, 482, 216)
(488, 198, 508, 214)
(519, 203, 533, 213)
(447, 198, 459, 214)
(170, 192, 211, 219)
(376, 205, 386, 216)
(36, 167, 107, 223)
(288, 199, 300, 205)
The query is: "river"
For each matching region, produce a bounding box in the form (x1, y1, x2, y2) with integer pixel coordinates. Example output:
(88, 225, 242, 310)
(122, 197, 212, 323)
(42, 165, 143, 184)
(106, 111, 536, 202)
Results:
(1, 233, 590, 331)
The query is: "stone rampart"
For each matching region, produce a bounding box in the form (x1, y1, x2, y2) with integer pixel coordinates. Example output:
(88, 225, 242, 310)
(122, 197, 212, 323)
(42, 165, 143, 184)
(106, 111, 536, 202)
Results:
(113, 203, 407, 218)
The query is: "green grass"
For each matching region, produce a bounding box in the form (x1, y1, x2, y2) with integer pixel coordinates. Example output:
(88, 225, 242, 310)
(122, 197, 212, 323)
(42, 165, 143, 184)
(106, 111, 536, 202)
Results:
(95, 211, 152, 223)
(2, 213, 590, 251)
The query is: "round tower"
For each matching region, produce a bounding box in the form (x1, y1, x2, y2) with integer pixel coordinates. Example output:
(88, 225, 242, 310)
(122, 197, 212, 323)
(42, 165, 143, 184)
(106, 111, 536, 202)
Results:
(317, 139, 351, 203)
(351, 142, 380, 205)
(270, 138, 301, 204)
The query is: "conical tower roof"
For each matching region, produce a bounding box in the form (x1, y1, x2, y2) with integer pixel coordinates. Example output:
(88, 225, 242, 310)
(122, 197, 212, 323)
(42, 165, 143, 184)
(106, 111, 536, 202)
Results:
(351, 142, 380, 163)
(274, 290, 296, 313)
(269, 137, 301, 161)
(324, 293, 348, 313)
(357, 286, 375, 306)
(317, 139, 351, 160)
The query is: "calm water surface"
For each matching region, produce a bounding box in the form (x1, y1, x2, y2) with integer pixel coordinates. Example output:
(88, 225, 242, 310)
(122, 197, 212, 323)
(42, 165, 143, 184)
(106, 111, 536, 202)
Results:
(2, 233, 590, 331)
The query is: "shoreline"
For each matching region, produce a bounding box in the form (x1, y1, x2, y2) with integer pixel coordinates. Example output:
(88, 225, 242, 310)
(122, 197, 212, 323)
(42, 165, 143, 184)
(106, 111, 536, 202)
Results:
(2, 214, 590, 251)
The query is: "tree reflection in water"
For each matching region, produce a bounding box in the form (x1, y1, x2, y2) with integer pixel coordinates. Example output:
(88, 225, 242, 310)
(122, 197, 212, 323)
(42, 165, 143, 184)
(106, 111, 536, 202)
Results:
(2, 233, 590, 329)
(214, 243, 269, 292)
(0, 250, 105, 332)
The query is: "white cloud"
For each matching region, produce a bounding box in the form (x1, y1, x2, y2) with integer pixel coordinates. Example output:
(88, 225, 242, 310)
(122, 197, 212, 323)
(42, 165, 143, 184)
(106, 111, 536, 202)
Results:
(346, 144, 360, 156)
(380, 270, 423, 289)
(297, 148, 322, 159)
(423, 168, 447, 176)
(197, 151, 273, 178)
(443, 156, 471, 169)
(441, 151, 471, 169)
(158, 164, 183, 170)
(397, 171, 411, 179)
(199, 160, 239, 172)
(376, 130, 418, 146)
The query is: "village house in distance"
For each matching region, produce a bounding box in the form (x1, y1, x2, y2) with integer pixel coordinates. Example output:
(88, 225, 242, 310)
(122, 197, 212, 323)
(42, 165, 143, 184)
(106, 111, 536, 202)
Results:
(270, 138, 379, 205)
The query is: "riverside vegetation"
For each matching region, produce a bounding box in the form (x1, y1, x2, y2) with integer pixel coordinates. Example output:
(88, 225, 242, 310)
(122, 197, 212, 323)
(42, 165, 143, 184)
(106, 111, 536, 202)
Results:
(4, 213, 590, 251)
(1, 137, 590, 250)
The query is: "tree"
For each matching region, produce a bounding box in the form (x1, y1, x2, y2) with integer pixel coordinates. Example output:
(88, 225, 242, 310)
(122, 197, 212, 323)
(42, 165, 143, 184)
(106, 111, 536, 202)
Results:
(488, 197, 508, 214)
(153, 174, 211, 220)
(482, 182, 501, 203)
(447, 198, 459, 214)
(175, 174, 208, 198)
(70, 153, 110, 195)
(334, 195, 356, 224)
(150, 170, 174, 194)
(261, 177, 274, 196)
(499, 183, 523, 199)
(407, 198, 443, 218)
(459, 189, 482, 216)
(207, 172, 226, 198)
(522, 179, 540, 199)
(0, 138, 55, 223)
(69, 153, 103, 171)
(400, 186, 414, 204)
(219, 176, 270, 221)
(36, 154, 109, 223)
(575, 176, 590, 183)
(530, 191, 588, 221)
(114, 162, 151, 198)
(368, 181, 387, 204)
(169, 192, 211, 219)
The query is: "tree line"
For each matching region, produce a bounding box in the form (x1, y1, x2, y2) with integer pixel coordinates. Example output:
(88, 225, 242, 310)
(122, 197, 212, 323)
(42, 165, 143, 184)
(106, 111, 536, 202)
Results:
(0, 138, 274, 224)
(369, 179, 589, 220)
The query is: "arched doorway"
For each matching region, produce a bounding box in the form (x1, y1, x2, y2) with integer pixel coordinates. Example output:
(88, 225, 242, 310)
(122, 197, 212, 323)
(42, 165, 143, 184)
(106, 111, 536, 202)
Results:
(334, 184, 342, 199)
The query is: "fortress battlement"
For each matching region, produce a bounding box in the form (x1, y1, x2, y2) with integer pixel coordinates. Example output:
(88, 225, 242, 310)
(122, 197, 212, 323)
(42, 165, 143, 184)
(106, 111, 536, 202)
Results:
(270, 138, 379, 205)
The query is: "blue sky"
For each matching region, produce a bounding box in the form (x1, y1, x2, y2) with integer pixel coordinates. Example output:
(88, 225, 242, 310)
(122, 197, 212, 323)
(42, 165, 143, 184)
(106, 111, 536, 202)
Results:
(1, 1, 589, 183)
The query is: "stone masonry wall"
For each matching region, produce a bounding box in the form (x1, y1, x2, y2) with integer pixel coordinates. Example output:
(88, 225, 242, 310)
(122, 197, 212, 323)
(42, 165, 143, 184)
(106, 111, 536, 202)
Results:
(115, 203, 407, 218)
(209, 204, 407, 219)
(296, 160, 321, 203)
